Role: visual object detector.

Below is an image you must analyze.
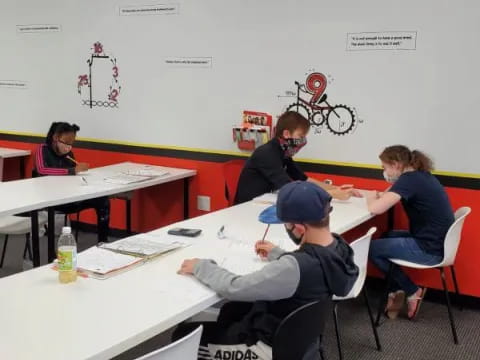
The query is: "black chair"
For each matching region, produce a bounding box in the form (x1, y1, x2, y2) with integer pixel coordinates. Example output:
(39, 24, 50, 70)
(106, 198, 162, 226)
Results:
(272, 299, 330, 360)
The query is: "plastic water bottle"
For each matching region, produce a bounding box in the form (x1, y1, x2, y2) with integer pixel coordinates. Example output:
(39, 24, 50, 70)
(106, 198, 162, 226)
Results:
(57, 226, 77, 284)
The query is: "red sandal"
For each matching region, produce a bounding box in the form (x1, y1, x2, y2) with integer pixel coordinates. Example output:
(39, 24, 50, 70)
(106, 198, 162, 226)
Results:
(407, 287, 427, 320)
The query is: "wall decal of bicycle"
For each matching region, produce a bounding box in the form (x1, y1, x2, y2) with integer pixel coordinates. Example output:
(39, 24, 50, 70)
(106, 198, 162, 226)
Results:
(286, 72, 358, 135)
(77, 42, 121, 109)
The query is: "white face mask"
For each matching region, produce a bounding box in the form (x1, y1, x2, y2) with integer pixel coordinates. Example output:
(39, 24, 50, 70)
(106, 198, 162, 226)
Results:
(383, 170, 399, 183)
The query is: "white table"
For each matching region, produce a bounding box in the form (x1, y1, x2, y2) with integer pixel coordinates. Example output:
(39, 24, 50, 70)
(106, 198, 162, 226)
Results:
(0, 162, 196, 266)
(0, 196, 373, 360)
(0, 147, 30, 181)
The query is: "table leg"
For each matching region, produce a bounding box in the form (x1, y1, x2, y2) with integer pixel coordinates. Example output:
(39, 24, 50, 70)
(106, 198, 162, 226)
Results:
(31, 210, 40, 267)
(0, 157, 4, 182)
(387, 207, 395, 231)
(126, 198, 132, 235)
(183, 178, 190, 220)
(20, 157, 26, 179)
(48, 208, 56, 263)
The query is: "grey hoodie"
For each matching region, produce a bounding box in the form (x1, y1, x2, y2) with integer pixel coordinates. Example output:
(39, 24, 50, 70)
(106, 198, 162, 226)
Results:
(193, 233, 359, 346)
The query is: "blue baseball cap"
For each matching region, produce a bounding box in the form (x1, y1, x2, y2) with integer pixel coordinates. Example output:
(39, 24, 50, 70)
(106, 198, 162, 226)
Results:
(259, 181, 332, 224)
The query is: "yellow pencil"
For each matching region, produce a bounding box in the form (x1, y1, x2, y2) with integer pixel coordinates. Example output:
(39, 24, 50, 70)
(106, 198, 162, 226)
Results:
(261, 224, 270, 243)
(66, 155, 78, 165)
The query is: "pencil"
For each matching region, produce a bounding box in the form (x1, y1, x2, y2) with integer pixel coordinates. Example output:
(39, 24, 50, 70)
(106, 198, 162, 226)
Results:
(66, 155, 78, 165)
(261, 224, 270, 243)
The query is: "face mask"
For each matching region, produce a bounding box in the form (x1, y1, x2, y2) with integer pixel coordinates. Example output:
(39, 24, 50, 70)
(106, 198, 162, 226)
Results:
(282, 137, 307, 157)
(55, 140, 72, 155)
(383, 170, 399, 183)
(285, 225, 303, 245)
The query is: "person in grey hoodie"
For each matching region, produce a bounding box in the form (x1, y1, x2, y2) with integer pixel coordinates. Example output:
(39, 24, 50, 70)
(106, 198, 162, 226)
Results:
(175, 181, 359, 360)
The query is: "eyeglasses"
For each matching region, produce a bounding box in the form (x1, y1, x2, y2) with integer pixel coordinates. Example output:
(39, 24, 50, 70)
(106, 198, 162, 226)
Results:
(57, 140, 74, 147)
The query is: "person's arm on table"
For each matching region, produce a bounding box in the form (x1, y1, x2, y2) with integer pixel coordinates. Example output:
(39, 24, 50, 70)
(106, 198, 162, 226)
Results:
(366, 190, 401, 214)
(178, 242, 298, 302)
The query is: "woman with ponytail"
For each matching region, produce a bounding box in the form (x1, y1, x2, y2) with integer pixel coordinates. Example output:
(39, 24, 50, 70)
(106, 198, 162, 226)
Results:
(366, 145, 454, 320)
(34, 122, 110, 243)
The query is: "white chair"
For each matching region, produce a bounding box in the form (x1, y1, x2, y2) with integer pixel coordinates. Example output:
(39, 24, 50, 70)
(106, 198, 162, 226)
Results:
(375, 207, 471, 344)
(0, 213, 48, 268)
(331, 227, 380, 360)
(135, 325, 203, 360)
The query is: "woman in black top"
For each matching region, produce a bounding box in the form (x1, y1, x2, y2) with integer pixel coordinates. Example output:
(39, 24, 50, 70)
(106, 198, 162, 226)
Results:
(366, 145, 454, 319)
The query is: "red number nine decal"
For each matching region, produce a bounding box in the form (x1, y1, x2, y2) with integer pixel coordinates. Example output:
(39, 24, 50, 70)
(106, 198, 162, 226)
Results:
(109, 89, 119, 102)
(305, 72, 327, 104)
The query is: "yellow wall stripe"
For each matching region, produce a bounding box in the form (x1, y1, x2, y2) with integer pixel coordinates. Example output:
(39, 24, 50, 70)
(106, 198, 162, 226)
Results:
(1, 130, 479, 179)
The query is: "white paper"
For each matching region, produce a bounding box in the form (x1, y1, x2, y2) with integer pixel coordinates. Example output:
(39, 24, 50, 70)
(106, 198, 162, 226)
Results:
(122, 169, 169, 177)
(214, 241, 266, 275)
(332, 199, 352, 204)
(103, 173, 153, 185)
(253, 193, 277, 204)
(77, 247, 142, 275)
(156, 274, 217, 304)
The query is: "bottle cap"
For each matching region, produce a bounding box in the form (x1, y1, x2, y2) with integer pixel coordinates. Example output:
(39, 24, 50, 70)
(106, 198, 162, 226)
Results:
(62, 226, 72, 234)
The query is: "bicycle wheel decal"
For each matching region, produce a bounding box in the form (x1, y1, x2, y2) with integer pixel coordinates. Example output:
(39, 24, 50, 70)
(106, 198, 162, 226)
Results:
(311, 111, 326, 126)
(326, 105, 355, 135)
(286, 102, 311, 123)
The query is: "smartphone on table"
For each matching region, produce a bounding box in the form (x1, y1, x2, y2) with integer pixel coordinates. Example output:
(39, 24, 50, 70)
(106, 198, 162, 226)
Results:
(167, 227, 202, 237)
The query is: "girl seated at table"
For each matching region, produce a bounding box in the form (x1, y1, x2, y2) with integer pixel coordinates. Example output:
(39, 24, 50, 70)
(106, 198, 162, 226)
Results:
(366, 145, 454, 320)
(34, 122, 110, 243)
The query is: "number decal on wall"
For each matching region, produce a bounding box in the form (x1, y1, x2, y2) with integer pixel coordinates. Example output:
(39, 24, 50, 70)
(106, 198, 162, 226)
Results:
(77, 42, 121, 108)
(305, 72, 327, 105)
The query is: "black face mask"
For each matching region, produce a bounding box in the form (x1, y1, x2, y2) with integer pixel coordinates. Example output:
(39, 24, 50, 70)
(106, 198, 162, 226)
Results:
(286, 226, 303, 245)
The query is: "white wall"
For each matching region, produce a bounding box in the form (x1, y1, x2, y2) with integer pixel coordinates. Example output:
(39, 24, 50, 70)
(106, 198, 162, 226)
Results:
(0, 0, 478, 174)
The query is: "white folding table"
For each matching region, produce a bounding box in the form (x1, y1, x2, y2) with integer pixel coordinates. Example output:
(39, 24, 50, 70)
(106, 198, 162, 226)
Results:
(0, 162, 196, 266)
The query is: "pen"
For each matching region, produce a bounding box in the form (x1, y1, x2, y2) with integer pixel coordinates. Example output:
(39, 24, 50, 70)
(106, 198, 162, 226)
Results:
(81, 176, 88, 185)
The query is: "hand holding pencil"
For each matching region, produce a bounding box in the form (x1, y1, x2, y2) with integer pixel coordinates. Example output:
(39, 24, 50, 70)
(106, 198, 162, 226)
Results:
(255, 240, 276, 259)
(255, 224, 274, 259)
(66, 155, 89, 173)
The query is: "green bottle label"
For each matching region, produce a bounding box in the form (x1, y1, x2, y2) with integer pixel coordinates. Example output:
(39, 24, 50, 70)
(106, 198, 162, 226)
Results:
(58, 250, 74, 271)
